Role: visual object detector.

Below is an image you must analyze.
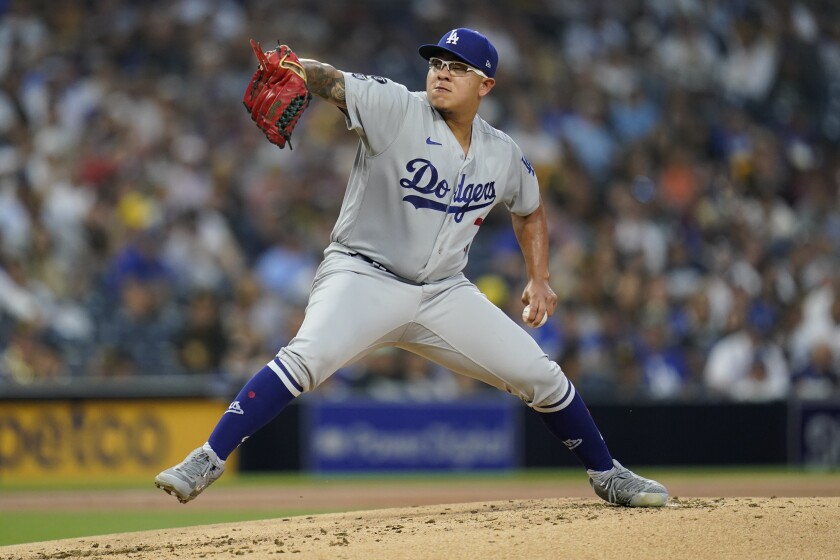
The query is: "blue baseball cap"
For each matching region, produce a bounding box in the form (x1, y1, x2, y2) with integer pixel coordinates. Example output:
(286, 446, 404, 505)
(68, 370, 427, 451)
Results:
(418, 28, 498, 78)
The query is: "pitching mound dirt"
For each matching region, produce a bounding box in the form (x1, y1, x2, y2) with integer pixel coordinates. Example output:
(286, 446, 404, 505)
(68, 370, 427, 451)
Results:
(2, 496, 837, 560)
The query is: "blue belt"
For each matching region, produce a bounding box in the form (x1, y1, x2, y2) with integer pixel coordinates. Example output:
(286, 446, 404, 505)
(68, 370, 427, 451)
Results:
(346, 252, 424, 286)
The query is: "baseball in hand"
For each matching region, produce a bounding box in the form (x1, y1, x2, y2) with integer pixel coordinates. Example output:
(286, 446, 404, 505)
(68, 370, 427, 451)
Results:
(522, 305, 548, 328)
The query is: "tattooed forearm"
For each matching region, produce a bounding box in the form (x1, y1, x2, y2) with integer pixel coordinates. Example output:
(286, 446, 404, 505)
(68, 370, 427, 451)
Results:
(301, 59, 346, 109)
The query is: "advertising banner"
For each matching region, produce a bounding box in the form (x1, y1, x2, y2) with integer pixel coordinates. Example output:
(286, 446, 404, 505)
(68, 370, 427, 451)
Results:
(0, 399, 228, 482)
(305, 398, 519, 472)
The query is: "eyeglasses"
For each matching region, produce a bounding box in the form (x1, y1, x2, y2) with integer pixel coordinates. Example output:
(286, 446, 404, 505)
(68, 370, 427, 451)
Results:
(428, 57, 488, 79)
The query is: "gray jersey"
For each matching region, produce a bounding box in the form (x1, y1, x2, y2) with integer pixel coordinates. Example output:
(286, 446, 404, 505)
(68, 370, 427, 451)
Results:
(328, 72, 541, 283)
(275, 70, 570, 413)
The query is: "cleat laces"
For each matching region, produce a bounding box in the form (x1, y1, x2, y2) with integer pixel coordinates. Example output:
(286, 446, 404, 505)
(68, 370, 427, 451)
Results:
(599, 470, 651, 504)
(176, 450, 220, 491)
(588, 459, 668, 507)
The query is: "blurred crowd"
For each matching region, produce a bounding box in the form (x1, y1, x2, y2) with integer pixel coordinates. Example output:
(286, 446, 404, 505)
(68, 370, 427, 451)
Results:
(1, 0, 840, 403)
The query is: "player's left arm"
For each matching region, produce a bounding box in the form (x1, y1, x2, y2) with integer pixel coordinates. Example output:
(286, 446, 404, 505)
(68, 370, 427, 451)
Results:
(512, 199, 557, 325)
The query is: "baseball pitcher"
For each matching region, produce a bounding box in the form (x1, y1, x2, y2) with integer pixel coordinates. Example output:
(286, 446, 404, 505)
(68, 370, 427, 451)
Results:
(156, 28, 668, 508)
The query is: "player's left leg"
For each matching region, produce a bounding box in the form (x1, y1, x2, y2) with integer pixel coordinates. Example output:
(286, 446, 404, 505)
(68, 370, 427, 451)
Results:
(403, 275, 667, 507)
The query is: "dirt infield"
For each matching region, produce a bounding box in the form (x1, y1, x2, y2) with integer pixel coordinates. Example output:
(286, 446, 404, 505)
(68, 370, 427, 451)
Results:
(2, 475, 839, 559)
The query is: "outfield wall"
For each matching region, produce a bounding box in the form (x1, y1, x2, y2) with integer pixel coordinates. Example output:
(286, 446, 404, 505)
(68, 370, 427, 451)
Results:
(0, 399, 228, 481)
(1, 378, 838, 482)
(246, 398, 799, 471)
(0, 377, 234, 483)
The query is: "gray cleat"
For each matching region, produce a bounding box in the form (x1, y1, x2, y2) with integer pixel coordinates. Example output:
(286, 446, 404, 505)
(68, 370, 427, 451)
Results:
(588, 459, 668, 507)
(155, 443, 225, 504)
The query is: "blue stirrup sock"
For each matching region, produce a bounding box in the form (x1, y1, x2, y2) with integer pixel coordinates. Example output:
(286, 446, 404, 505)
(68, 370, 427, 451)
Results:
(207, 360, 300, 460)
(538, 388, 614, 472)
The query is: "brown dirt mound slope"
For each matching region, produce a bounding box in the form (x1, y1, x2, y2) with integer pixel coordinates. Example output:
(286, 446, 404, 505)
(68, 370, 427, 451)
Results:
(2, 497, 838, 560)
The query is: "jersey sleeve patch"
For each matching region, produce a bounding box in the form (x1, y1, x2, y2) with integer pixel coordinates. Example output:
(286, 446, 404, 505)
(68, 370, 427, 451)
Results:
(351, 73, 390, 84)
(342, 71, 409, 157)
(521, 156, 536, 176)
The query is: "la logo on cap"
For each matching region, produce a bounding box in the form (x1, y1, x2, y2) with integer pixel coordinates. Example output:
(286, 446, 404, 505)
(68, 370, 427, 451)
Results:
(418, 27, 498, 78)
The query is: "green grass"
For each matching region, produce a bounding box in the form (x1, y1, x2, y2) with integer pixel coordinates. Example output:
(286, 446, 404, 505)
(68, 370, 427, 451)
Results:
(1, 466, 836, 547)
(1, 465, 833, 493)
(0, 510, 311, 547)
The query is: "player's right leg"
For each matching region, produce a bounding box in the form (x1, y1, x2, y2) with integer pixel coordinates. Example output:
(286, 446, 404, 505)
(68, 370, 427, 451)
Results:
(156, 252, 419, 503)
(154, 354, 301, 503)
(155, 443, 225, 504)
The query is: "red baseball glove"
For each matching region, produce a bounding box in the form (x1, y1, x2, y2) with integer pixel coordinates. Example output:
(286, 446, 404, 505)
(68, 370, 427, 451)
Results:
(243, 40, 312, 149)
